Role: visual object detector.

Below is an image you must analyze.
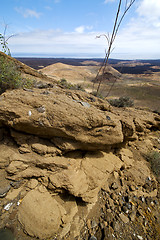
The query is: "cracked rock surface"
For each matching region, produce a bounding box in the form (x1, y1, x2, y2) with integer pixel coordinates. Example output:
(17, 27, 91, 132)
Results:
(0, 87, 159, 240)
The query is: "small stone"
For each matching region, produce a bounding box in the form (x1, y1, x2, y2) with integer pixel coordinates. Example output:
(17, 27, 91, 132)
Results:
(144, 219, 148, 226)
(10, 181, 21, 189)
(99, 222, 104, 229)
(118, 206, 121, 212)
(137, 235, 143, 240)
(89, 236, 97, 240)
(80, 101, 90, 108)
(122, 205, 128, 213)
(107, 209, 112, 213)
(28, 110, 32, 117)
(87, 219, 92, 234)
(154, 200, 158, 205)
(112, 221, 121, 232)
(19, 146, 31, 154)
(119, 199, 124, 206)
(37, 106, 45, 113)
(4, 202, 13, 211)
(0, 184, 11, 198)
(38, 185, 48, 193)
(108, 198, 115, 208)
(106, 115, 111, 120)
(138, 216, 144, 224)
(147, 176, 151, 181)
(6, 186, 23, 201)
(126, 203, 132, 210)
(91, 220, 97, 229)
(141, 196, 145, 203)
(9, 209, 17, 220)
(110, 193, 117, 200)
(137, 208, 144, 217)
(113, 171, 119, 179)
(104, 221, 108, 227)
(105, 212, 114, 223)
(27, 179, 38, 189)
(119, 213, 129, 224)
(129, 185, 136, 191)
(111, 182, 118, 190)
(129, 211, 136, 222)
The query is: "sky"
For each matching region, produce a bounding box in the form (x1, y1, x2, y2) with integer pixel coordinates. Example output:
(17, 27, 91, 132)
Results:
(0, 0, 160, 59)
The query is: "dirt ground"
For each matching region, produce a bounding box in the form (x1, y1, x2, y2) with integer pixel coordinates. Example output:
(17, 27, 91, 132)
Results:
(78, 133, 160, 240)
(40, 60, 160, 112)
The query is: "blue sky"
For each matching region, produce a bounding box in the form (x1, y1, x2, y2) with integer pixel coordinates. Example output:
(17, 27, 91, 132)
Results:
(0, 0, 160, 59)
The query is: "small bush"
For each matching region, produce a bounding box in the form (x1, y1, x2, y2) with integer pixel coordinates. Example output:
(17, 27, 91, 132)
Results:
(60, 79, 85, 91)
(91, 91, 104, 99)
(73, 84, 84, 91)
(0, 56, 33, 94)
(145, 151, 160, 177)
(108, 96, 134, 108)
(60, 78, 73, 89)
(153, 109, 160, 115)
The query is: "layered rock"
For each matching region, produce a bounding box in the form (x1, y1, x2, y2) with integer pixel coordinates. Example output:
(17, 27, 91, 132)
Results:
(0, 87, 160, 239)
(0, 88, 124, 150)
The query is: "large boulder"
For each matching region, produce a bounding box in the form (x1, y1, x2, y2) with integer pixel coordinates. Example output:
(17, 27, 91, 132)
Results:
(18, 188, 61, 239)
(0, 88, 124, 150)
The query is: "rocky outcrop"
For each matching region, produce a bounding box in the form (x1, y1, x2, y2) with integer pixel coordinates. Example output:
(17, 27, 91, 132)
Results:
(0, 88, 159, 152)
(0, 86, 160, 239)
(0, 88, 124, 150)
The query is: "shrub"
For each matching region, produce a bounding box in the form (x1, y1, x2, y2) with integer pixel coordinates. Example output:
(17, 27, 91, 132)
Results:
(59, 79, 85, 91)
(145, 151, 160, 177)
(60, 78, 73, 89)
(108, 96, 134, 108)
(91, 91, 104, 99)
(73, 84, 84, 91)
(0, 56, 33, 94)
(153, 109, 160, 115)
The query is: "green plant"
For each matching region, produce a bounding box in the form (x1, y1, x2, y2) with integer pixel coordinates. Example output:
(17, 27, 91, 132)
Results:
(72, 84, 84, 91)
(0, 24, 15, 56)
(108, 96, 134, 107)
(91, 91, 104, 99)
(145, 151, 160, 177)
(0, 56, 33, 94)
(0, 33, 11, 56)
(60, 79, 85, 91)
(60, 78, 73, 89)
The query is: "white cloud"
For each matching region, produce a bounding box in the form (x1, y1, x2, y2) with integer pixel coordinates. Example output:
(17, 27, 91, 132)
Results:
(9, 0, 160, 59)
(45, 6, 52, 11)
(75, 26, 85, 34)
(137, 0, 160, 21)
(104, 0, 115, 4)
(9, 29, 107, 57)
(15, 7, 42, 19)
(8, 23, 160, 59)
(75, 25, 93, 34)
(111, 0, 160, 59)
(54, 0, 60, 3)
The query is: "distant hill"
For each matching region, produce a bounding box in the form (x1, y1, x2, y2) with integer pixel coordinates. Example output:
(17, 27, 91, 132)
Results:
(16, 57, 160, 74)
